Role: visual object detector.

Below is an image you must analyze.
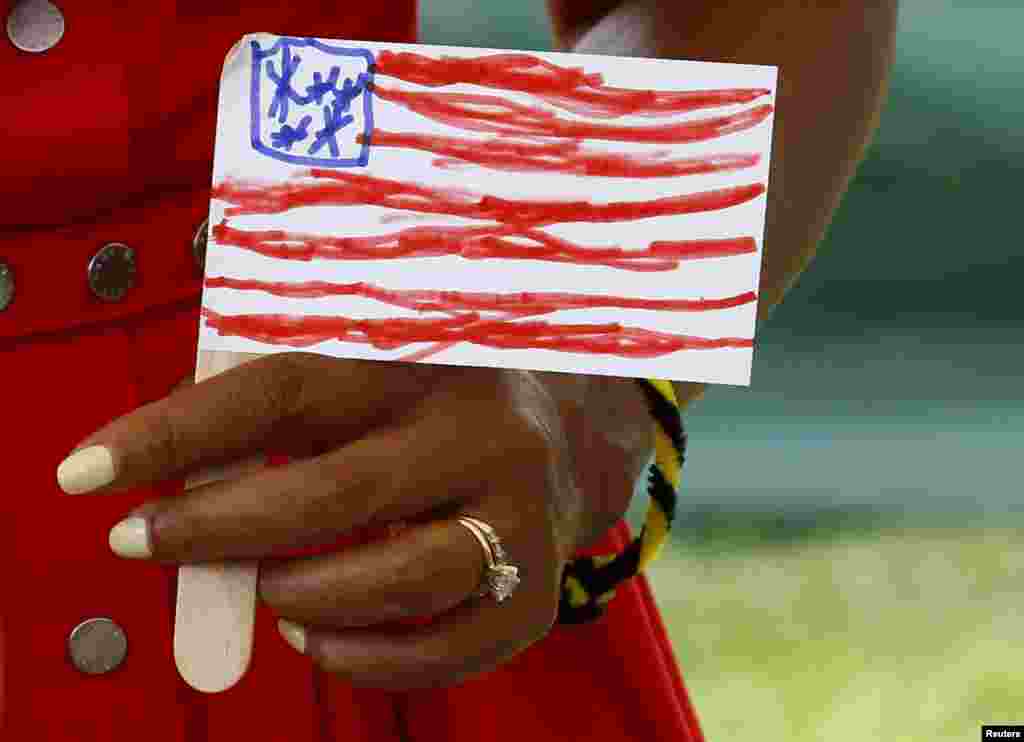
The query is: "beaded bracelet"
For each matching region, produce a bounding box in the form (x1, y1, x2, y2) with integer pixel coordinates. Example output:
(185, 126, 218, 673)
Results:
(557, 379, 685, 624)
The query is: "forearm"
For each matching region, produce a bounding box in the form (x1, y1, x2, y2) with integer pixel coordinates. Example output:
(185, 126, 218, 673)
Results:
(542, 1, 897, 546)
(535, 371, 652, 551)
(564, 0, 898, 409)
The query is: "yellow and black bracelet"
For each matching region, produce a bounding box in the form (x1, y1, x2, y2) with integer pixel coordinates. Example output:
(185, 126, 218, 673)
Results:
(557, 378, 685, 624)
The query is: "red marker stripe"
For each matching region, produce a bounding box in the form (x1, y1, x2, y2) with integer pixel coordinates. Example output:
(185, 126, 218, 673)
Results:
(202, 309, 754, 358)
(371, 83, 773, 144)
(213, 170, 766, 224)
(374, 50, 770, 118)
(204, 277, 758, 314)
(362, 130, 761, 178)
(210, 222, 757, 271)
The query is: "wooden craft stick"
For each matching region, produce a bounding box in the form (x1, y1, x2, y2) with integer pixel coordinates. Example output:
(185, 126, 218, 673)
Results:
(174, 349, 265, 693)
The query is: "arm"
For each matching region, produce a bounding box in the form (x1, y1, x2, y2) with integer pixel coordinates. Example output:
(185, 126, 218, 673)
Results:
(540, 1, 899, 548)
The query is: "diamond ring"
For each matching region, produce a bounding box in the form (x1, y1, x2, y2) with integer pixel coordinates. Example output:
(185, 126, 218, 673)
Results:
(456, 516, 521, 603)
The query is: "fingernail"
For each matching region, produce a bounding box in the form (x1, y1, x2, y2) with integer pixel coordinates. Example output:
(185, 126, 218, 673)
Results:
(108, 517, 153, 559)
(277, 619, 307, 654)
(57, 445, 115, 494)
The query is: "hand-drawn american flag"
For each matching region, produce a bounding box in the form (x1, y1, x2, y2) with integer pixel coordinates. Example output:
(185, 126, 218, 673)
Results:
(200, 34, 777, 385)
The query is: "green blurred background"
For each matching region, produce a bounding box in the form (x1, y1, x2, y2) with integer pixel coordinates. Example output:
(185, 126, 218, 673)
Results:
(419, 2, 1024, 739)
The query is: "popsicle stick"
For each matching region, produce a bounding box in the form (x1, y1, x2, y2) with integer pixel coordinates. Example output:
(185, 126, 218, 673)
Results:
(174, 350, 266, 693)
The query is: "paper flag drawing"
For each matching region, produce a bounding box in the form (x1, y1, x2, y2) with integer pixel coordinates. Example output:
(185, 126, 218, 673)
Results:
(201, 34, 778, 385)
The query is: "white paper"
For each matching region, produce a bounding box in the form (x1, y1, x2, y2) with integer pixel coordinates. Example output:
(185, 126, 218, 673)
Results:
(200, 33, 777, 385)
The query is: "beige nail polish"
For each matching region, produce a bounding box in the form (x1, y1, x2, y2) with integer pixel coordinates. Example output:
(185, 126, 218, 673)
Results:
(277, 619, 307, 654)
(57, 445, 115, 494)
(108, 517, 152, 559)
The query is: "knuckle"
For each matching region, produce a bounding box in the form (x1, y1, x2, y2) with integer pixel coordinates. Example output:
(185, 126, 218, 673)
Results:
(388, 357, 447, 396)
(502, 379, 566, 466)
(253, 351, 326, 425)
(144, 403, 188, 475)
(315, 456, 378, 525)
(264, 353, 311, 418)
(501, 407, 571, 520)
(501, 403, 560, 472)
(377, 568, 437, 620)
(150, 506, 199, 560)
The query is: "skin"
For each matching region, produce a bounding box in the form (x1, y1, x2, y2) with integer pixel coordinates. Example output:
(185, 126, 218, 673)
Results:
(62, 1, 897, 690)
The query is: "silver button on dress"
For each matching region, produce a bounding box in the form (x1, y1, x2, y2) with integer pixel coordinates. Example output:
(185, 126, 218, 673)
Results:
(88, 243, 137, 302)
(6, 0, 65, 53)
(0, 262, 14, 311)
(68, 618, 129, 675)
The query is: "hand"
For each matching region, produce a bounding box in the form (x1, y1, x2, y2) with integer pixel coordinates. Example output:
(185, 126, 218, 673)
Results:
(57, 354, 650, 689)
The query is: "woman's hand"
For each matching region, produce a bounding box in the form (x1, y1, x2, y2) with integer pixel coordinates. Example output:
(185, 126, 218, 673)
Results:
(56, 354, 652, 689)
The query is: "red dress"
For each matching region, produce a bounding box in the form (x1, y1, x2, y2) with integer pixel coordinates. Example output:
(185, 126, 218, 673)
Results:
(0, 2, 704, 739)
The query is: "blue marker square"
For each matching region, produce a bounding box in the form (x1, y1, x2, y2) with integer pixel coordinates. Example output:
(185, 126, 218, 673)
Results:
(250, 37, 375, 168)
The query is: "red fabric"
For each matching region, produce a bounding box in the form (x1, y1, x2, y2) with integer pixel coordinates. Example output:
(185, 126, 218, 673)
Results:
(0, 3, 704, 740)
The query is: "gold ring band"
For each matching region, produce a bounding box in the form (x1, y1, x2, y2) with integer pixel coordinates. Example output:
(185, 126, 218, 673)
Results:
(455, 516, 521, 602)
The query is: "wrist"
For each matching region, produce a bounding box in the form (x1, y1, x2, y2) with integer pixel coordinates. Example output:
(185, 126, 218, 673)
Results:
(533, 371, 653, 552)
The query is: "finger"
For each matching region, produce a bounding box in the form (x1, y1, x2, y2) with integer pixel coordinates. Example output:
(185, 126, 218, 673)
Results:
(277, 519, 558, 691)
(292, 572, 554, 690)
(259, 518, 486, 628)
(110, 403, 500, 563)
(56, 353, 446, 495)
